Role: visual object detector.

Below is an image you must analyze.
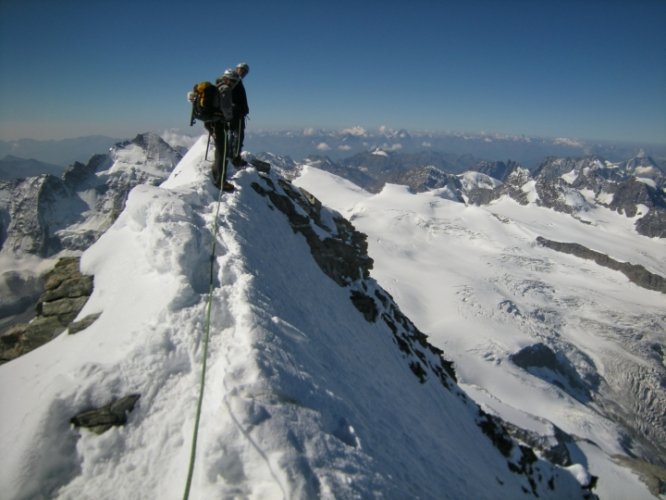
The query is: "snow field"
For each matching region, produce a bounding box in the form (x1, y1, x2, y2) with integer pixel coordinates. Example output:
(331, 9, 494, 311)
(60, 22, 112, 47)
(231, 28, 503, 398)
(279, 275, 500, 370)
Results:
(294, 164, 666, 500)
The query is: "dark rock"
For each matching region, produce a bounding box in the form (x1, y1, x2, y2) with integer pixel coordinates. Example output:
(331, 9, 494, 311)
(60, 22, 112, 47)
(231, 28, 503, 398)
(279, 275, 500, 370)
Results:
(502, 420, 574, 467)
(68, 313, 102, 335)
(0, 256, 97, 364)
(498, 300, 522, 317)
(536, 236, 666, 293)
(0, 323, 28, 362)
(477, 410, 514, 457)
(609, 178, 664, 218)
(71, 394, 141, 434)
(510, 342, 593, 402)
(251, 178, 373, 286)
(635, 208, 666, 238)
(41, 273, 93, 302)
(19, 316, 66, 351)
(534, 177, 591, 214)
(472, 160, 520, 182)
(494, 166, 533, 205)
(40, 296, 89, 320)
(350, 291, 378, 322)
(62, 158, 100, 186)
(385, 166, 464, 198)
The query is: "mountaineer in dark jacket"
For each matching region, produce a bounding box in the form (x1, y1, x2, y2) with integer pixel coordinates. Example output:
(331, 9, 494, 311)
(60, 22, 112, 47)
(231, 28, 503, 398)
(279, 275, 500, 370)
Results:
(231, 63, 250, 167)
(210, 69, 239, 192)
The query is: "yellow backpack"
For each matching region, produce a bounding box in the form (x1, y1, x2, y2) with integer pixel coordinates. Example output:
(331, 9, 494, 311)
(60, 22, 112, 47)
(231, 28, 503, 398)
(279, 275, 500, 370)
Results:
(189, 81, 222, 125)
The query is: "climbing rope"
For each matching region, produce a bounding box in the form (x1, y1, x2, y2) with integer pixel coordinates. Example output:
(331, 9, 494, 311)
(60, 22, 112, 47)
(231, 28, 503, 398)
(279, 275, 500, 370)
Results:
(182, 130, 229, 500)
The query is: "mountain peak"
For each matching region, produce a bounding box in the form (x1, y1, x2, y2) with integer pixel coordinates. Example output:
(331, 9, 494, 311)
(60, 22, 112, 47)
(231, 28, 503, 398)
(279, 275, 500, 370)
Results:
(0, 132, 183, 257)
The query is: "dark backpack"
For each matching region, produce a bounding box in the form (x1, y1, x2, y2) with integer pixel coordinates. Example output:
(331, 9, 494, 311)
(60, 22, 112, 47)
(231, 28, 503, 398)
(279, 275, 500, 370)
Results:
(189, 81, 224, 125)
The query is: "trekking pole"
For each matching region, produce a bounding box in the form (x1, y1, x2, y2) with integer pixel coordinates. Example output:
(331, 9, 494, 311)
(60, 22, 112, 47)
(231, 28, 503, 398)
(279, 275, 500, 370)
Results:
(220, 124, 229, 183)
(205, 131, 212, 161)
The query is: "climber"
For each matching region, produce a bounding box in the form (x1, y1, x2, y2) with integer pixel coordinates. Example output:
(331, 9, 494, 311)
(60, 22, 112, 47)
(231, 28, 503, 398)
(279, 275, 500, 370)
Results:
(230, 62, 250, 167)
(210, 69, 240, 192)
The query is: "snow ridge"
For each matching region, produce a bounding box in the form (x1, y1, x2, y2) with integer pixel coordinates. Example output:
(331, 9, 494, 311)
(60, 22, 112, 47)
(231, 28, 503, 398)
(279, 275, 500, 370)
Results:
(0, 137, 592, 499)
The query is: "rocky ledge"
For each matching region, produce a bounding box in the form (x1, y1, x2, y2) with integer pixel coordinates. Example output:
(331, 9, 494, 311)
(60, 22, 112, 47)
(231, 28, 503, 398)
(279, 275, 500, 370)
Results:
(0, 256, 99, 364)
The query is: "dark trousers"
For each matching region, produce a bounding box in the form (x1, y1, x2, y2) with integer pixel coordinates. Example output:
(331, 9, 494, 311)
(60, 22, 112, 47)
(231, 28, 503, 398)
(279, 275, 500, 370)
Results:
(231, 116, 246, 159)
(211, 121, 230, 187)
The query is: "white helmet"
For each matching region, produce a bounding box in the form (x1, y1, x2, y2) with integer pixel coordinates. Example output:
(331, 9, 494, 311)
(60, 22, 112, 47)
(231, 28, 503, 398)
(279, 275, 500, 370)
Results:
(222, 68, 240, 82)
(216, 68, 240, 87)
(236, 62, 249, 76)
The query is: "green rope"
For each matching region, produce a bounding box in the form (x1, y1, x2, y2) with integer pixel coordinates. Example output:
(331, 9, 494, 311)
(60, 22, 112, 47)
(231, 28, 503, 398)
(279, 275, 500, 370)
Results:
(182, 130, 229, 500)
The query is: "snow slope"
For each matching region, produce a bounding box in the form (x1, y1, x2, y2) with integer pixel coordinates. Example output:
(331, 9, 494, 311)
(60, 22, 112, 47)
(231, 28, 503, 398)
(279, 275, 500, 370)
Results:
(0, 137, 591, 499)
(294, 166, 666, 499)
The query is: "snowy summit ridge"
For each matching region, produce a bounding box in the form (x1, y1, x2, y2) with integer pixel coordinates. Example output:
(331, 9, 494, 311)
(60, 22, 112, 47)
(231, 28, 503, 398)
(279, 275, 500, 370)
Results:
(0, 136, 594, 499)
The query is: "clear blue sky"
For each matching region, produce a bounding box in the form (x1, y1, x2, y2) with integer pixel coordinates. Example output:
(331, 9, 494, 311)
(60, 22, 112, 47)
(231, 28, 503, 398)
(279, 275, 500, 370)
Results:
(1, 0, 665, 144)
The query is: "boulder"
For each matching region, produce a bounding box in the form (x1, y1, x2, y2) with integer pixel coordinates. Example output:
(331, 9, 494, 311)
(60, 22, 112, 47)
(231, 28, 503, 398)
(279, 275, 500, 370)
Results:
(71, 394, 141, 434)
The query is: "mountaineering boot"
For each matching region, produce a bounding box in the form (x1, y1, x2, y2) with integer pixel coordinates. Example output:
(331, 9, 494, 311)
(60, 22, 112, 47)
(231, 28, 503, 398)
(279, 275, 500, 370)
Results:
(222, 181, 236, 193)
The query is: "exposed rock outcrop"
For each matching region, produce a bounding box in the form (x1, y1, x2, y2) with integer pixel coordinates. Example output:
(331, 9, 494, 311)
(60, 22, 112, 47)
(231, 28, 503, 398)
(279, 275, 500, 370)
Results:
(71, 394, 140, 434)
(536, 236, 666, 293)
(251, 176, 373, 287)
(510, 342, 593, 402)
(0, 256, 97, 363)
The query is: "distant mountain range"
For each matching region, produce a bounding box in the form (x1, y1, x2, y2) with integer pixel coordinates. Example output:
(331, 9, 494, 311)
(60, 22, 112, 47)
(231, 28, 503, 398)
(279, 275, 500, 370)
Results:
(0, 155, 66, 180)
(292, 149, 666, 238)
(244, 127, 666, 168)
(0, 135, 122, 167)
(4, 128, 665, 171)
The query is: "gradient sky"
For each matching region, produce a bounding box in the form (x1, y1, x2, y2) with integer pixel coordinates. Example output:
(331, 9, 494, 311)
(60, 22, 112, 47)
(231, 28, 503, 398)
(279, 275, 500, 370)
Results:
(1, 0, 665, 143)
